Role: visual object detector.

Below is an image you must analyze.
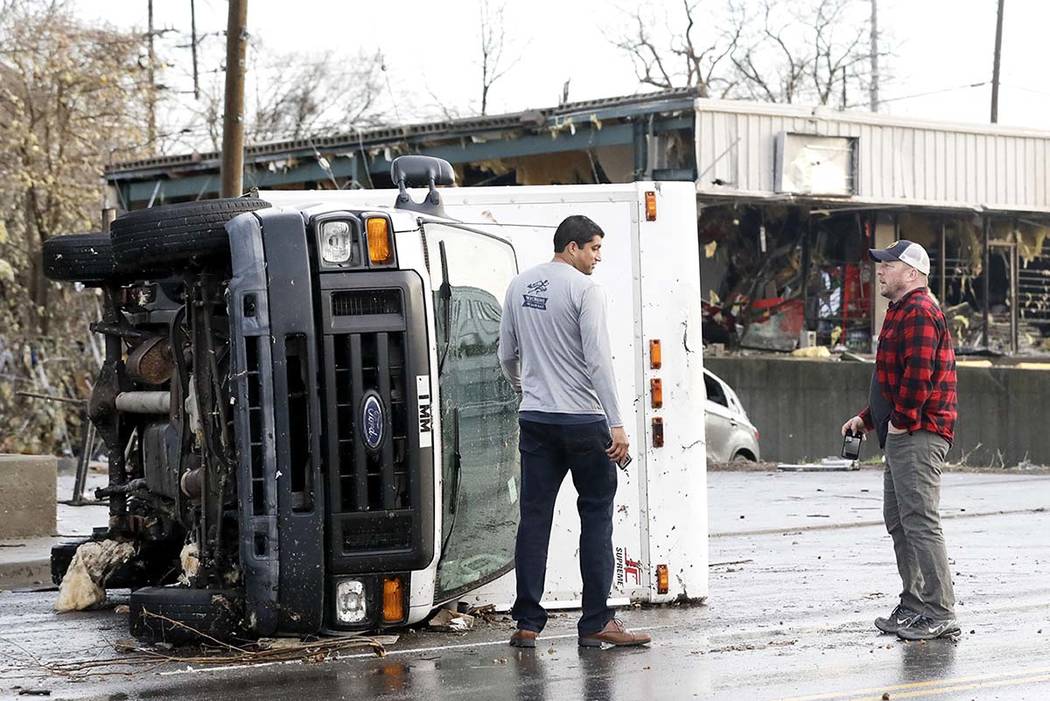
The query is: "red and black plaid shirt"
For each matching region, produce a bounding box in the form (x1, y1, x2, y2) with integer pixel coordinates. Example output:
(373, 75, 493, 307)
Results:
(860, 288, 957, 443)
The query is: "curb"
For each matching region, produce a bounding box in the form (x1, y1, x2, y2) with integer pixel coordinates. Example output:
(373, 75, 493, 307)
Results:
(0, 558, 51, 591)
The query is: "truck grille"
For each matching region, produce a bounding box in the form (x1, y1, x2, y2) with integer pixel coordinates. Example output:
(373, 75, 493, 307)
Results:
(332, 289, 402, 317)
(331, 330, 410, 513)
(321, 274, 433, 571)
(245, 336, 267, 516)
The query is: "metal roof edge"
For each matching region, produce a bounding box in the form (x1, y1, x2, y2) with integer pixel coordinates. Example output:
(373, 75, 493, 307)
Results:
(695, 187, 1050, 217)
(107, 88, 700, 178)
(693, 98, 1050, 140)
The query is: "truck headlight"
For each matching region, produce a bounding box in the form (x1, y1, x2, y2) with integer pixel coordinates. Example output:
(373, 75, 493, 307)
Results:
(320, 221, 354, 264)
(335, 578, 368, 624)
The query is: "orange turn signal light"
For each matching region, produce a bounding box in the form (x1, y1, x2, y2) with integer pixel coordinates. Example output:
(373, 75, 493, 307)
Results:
(650, 378, 663, 408)
(656, 564, 669, 594)
(366, 217, 394, 265)
(382, 577, 405, 623)
(645, 191, 657, 221)
(649, 339, 662, 369)
(652, 417, 664, 447)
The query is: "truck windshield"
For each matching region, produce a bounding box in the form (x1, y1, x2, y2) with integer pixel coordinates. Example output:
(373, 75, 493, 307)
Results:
(425, 224, 521, 600)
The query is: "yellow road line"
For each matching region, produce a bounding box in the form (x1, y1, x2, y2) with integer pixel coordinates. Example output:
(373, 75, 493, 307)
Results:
(780, 665, 1050, 701)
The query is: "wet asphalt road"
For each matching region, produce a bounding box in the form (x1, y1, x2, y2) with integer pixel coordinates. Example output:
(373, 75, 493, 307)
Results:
(1, 470, 1048, 700)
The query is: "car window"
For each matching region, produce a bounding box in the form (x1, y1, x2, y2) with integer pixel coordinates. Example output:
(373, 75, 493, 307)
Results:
(704, 371, 728, 408)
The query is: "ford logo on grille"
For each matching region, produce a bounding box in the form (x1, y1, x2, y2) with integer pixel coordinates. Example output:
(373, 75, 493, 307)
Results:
(361, 392, 385, 452)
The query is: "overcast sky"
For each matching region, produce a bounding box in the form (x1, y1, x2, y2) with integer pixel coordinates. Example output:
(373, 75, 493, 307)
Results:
(74, 0, 1049, 136)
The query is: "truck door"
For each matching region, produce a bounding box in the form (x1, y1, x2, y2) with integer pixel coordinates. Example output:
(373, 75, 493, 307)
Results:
(423, 223, 521, 601)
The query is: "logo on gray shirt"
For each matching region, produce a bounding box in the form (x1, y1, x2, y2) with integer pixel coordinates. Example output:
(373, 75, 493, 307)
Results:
(522, 279, 549, 310)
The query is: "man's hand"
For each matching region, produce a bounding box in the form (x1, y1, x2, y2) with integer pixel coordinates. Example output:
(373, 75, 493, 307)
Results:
(606, 426, 629, 464)
(841, 415, 866, 437)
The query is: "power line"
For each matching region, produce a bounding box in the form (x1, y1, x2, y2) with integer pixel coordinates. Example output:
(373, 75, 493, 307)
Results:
(999, 83, 1050, 99)
(849, 81, 989, 109)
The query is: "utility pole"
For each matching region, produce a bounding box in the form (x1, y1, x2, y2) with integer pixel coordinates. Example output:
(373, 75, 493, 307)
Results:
(869, 0, 879, 112)
(190, 0, 200, 100)
(146, 0, 157, 147)
(220, 0, 248, 198)
(990, 0, 1005, 123)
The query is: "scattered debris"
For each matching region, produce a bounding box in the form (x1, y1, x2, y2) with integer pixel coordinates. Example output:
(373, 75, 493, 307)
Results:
(54, 540, 135, 612)
(39, 619, 395, 680)
(464, 604, 498, 623)
(778, 457, 859, 472)
(178, 543, 200, 584)
(791, 346, 831, 359)
(428, 608, 475, 632)
(113, 604, 130, 614)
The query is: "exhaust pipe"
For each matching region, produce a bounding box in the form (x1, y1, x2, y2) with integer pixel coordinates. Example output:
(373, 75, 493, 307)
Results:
(114, 391, 171, 414)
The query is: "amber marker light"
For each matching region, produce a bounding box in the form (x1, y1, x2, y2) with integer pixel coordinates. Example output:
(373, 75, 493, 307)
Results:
(650, 378, 663, 408)
(366, 217, 394, 265)
(645, 191, 657, 221)
(382, 577, 405, 623)
(656, 564, 669, 594)
(649, 339, 662, 369)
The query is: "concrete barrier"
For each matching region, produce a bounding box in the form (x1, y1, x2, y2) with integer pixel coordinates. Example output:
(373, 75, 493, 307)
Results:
(0, 454, 57, 538)
(705, 356, 1050, 466)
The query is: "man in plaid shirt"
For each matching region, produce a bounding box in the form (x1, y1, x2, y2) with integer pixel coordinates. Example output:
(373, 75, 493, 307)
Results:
(841, 240, 959, 641)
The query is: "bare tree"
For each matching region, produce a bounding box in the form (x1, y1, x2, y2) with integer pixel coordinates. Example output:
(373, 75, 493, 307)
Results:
(157, 34, 388, 151)
(730, 1, 811, 103)
(612, 0, 741, 98)
(478, 0, 520, 115)
(0, 0, 149, 330)
(614, 0, 880, 107)
(0, 0, 150, 453)
(250, 48, 386, 142)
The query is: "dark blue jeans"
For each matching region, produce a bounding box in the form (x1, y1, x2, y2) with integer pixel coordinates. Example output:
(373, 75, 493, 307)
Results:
(511, 419, 617, 636)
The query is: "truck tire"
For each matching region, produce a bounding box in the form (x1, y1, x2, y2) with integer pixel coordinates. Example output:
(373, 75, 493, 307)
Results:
(110, 198, 271, 274)
(42, 233, 115, 284)
(130, 586, 245, 645)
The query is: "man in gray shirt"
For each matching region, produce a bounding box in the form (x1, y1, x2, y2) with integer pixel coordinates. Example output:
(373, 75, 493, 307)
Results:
(498, 215, 650, 649)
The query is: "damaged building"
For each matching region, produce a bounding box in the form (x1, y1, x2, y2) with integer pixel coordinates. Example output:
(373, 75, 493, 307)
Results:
(105, 91, 1050, 355)
(694, 100, 1050, 356)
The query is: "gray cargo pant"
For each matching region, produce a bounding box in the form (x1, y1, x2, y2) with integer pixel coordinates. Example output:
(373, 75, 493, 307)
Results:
(883, 429, 955, 619)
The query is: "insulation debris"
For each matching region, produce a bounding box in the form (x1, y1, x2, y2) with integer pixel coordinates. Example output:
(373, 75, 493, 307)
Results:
(178, 543, 200, 584)
(55, 540, 136, 612)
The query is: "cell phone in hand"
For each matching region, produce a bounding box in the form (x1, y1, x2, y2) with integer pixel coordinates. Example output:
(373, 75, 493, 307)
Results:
(841, 430, 862, 460)
(606, 440, 633, 471)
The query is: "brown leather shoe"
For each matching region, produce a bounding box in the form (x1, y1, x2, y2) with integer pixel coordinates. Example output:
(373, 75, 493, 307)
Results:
(578, 618, 652, 648)
(509, 629, 538, 648)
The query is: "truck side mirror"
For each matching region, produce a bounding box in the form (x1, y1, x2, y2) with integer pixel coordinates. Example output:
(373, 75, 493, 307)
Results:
(391, 156, 456, 218)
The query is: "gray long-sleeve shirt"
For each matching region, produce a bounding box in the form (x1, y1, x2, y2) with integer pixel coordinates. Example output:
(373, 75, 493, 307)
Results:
(497, 260, 623, 427)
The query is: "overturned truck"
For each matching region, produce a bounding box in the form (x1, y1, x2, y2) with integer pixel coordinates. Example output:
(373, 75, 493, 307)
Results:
(44, 157, 709, 643)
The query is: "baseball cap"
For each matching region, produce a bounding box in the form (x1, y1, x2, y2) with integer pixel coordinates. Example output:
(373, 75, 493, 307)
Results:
(868, 240, 930, 276)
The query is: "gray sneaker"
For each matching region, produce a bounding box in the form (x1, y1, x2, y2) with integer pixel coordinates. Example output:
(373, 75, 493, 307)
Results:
(896, 615, 961, 641)
(874, 604, 922, 634)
